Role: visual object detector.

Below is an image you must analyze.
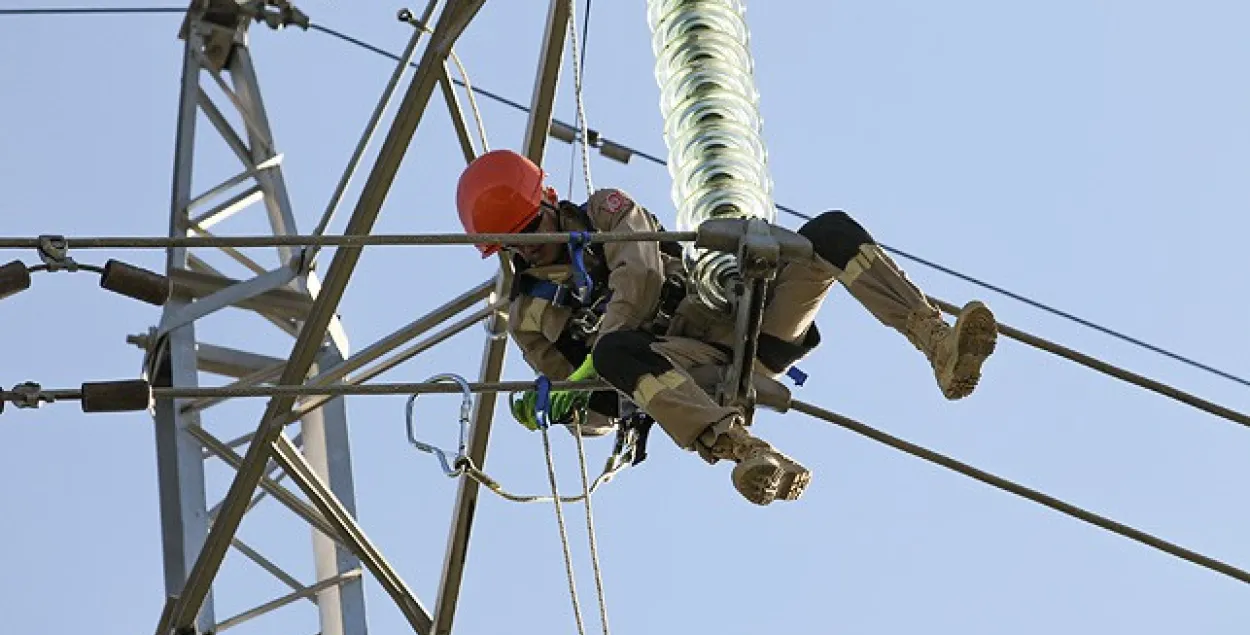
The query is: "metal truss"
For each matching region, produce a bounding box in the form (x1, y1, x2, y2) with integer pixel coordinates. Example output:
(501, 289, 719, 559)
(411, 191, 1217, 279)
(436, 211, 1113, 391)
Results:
(146, 2, 370, 634)
(141, 0, 563, 633)
(9, 4, 1250, 634)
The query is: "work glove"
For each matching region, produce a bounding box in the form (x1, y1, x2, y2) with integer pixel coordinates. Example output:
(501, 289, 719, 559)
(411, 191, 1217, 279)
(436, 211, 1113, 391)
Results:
(509, 390, 541, 431)
(509, 357, 599, 431)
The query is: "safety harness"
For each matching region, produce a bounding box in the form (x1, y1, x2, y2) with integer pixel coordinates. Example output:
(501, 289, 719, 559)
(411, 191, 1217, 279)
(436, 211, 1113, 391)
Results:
(509, 200, 806, 460)
(511, 201, 688, 340)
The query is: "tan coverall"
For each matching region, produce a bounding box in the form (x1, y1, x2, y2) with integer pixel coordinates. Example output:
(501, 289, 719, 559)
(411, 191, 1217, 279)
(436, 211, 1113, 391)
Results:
(506, 188, 951, 461)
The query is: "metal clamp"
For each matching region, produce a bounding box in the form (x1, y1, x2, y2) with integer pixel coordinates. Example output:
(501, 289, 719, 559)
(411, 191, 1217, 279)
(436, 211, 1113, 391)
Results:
(247, 0, 309, 31)
(482, 307, 509, 341)
(37, 235, 78, 273)
(404, 373, 473, 477)
(397, 6, 435, 32)
(6, 381, 53, 411)
(716, 218, 785, 422)
(567, 307, 603, 342)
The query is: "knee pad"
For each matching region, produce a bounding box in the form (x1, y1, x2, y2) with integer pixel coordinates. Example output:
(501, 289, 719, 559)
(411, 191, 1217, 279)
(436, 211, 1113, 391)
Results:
(797, 210, 875, 270)
(586, 389, 621, 417)
(756, 324, 822, 375)
(593, 330, 674, 393)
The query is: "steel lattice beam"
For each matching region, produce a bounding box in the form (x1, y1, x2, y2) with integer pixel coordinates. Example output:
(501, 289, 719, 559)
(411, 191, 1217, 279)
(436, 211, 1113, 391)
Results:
(430, 2, 570, 632)
(159, 2, 490, 634)
(150, 3, 388, 634)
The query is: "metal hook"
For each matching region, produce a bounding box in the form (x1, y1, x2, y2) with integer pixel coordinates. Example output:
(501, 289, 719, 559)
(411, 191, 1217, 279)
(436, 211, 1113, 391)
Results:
(405, 373, 473, 477)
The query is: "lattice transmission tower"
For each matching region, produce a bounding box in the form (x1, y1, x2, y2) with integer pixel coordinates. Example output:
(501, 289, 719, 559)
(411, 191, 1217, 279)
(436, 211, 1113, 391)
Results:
(136, 1, 643, 634)
(6, 3, 1250, 635)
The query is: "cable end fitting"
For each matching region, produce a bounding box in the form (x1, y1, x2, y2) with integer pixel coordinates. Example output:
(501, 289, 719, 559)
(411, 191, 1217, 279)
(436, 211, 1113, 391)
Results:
(100, 260, 170, 306)
(0, 260, 32, 301)
(81, 379, 153, 413)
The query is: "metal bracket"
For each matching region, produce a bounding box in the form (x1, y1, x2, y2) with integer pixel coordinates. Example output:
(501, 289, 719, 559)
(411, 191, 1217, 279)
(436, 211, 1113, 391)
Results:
(695, 217, 814, 423)
(716, 219, 777, 422)
(4, 381, 53, 413)
(482, 302, 510, 341)
(405, 373, 473, 477)
(37, 235, 78, 273)
(249, 0, 310, 31)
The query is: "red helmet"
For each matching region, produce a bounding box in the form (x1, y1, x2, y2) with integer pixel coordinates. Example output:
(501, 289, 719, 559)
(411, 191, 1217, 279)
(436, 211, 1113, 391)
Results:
(456, 149, 547, 257)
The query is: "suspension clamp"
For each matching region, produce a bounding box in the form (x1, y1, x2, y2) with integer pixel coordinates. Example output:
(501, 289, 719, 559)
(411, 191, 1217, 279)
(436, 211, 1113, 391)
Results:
(37, 235, 78, 273)
(3, 382, 53, 413)
(694, 218, 815, 420)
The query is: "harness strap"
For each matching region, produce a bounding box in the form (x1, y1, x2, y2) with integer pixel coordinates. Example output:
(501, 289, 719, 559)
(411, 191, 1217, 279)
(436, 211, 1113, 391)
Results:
(567, 230, 594, 303)
(516, 275, 579, 308)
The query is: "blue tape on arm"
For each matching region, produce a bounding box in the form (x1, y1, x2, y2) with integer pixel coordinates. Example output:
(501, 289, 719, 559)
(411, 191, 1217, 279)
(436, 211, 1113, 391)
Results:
(535, 375, 553, 429)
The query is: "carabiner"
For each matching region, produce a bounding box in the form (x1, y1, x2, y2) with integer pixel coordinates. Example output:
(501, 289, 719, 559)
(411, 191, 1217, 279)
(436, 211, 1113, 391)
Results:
(405, 373, 473, 477)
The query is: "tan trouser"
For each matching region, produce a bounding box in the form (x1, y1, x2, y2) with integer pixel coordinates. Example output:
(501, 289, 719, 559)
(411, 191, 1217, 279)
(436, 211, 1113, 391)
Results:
(596, 211, 936, 453)
(754, 236, 937, 378)
(595, 332, 737, 449)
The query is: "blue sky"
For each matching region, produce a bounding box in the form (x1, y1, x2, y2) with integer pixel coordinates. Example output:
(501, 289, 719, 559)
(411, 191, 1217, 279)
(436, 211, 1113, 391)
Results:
(2, 1, 1250, 633)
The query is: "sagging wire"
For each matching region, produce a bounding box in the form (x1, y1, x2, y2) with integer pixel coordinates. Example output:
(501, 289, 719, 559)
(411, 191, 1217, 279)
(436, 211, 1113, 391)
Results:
(567, 0, 594, 199)
(405, 375, 640, 502)
(0, 229, 692, 249)
(0, 235, 169, 306)
(572, 400, 612, 635)
(790, 398, 1250, 587)
(6, 6, 1246, 392)
(404, 371, 611, 635)
(536, 376, 589, 635)
(399, 8, 490, 152)
(7, 1, 1250, 601)
(566, 0, 595, 195)
(10, 373, 1250, 590)
(560, 222, 614, 633)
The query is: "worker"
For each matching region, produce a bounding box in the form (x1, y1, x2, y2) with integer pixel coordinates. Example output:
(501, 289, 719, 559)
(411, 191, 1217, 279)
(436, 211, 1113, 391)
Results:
(455, 149, 998, 506)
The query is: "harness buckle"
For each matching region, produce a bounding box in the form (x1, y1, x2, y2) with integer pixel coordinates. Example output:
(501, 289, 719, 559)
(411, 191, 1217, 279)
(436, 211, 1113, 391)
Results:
(548, 283, 570, 308)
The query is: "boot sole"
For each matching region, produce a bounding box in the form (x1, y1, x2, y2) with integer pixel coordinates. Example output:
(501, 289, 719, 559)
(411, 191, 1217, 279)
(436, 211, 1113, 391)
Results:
(774, 457, 812, 501)
(733, 457, 784, 506)
(943, 300, 998, 400)
(777, 468, 811, 501)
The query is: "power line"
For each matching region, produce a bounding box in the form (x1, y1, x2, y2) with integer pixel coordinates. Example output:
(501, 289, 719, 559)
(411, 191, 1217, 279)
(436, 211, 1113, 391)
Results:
(0, 229, 692, 249)
(925, 297, 1250, 430)
(248, 17, 1250, 393)
(790, 399, 1250, 588)
(5, 0, 1250, 607)
(10, 370, 1250, 589)
(566, 0, 594, 198)
(4, 5, 1248, 391)
(0, 6, 179, 14)
(309, 23, 534, 113)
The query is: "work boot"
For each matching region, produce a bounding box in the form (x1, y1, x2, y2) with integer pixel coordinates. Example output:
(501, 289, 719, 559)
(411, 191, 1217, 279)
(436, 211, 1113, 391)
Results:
(904, 301, 998, 400)
(698, 417, 811, 505)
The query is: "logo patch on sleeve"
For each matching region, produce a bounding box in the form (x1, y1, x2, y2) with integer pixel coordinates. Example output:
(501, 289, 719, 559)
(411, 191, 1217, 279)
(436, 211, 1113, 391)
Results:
(603, 191, 629, 213)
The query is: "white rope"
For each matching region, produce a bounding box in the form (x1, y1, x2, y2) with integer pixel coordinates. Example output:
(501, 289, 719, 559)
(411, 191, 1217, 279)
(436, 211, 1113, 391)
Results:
(541, 425, 588, 635)
(573, 420, 612, 635)
(409, 19, 491, 153)
(566, 0, 594, 194)
(448, 49, 490, 153)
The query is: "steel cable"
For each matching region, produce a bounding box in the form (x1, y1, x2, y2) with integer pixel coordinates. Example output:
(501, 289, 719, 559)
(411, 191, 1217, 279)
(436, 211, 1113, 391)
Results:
(2, 5, 1245, 391)
(790, 398, 1250, 586)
